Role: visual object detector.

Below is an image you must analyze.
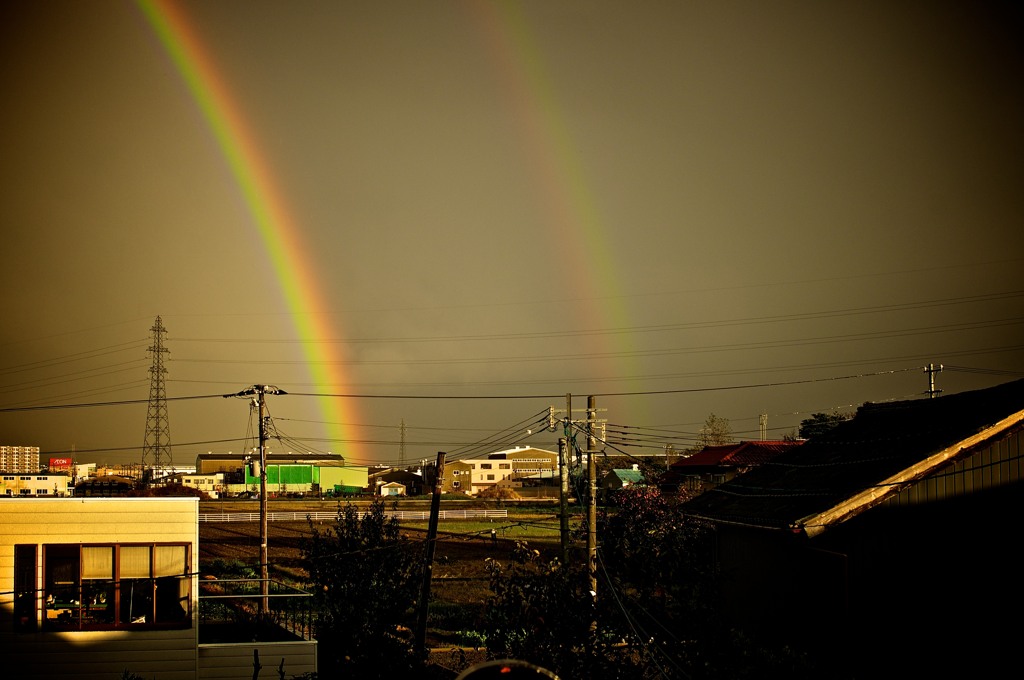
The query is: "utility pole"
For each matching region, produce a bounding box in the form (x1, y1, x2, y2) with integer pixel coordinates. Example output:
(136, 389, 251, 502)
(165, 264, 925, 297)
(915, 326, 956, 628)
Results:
(586, 395, 598, 610)
(257, 388, 270, 614)
(225, 384, 285, 615)
(925, 363, 943, 398)
(558, 437, 570, 564)
(415, 451, 446, 658)
(759, 413, 768, 440)
(142, 316, 171, 482)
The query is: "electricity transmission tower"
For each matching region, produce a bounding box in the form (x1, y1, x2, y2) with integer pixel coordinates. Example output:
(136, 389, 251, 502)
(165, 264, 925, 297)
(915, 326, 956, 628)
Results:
(142, 316, 172, 479)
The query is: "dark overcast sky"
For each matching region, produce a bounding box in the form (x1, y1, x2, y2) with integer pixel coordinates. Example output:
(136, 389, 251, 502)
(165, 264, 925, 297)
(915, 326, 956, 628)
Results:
(2, 0, 1022, 467)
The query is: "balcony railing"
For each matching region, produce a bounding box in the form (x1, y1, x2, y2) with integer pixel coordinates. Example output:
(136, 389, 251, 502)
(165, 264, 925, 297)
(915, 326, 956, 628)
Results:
(198, 578, 314, 643)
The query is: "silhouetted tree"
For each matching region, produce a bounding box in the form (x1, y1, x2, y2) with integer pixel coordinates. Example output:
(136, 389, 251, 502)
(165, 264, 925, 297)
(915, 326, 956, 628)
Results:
(483, 540, 656, 679)
(600, 486, 820, 679)
(482, 486, 820, 679)
(690, 413, 734, 453)
(302, 498, 423, 678)
(798, 411, 852, 440)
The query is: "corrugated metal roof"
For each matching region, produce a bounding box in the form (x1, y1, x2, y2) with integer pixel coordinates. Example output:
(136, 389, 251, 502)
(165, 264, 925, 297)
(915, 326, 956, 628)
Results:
(679, 378, 1024, 532)
(609, 469, 645, 483)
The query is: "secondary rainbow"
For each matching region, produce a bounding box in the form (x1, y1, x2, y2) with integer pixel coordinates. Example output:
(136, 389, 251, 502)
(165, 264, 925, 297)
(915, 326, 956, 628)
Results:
(465, 1, 637, 382)
(137, 0, 360, 457)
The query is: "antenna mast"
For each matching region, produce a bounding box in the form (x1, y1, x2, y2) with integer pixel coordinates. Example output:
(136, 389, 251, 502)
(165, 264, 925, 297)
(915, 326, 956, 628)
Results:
(142, 316, 172, 479)
(399, 419, 406, 468)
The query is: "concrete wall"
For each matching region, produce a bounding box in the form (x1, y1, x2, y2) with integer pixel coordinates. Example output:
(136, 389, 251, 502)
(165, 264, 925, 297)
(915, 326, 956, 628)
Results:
(197, 641, 317, 679)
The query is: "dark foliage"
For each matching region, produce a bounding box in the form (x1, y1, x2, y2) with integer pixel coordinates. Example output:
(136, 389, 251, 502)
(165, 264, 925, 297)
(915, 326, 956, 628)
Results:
(798, 411, 852, 440)
(301, 498, 425, 678)
(483, 541, 637, 679)
(482, 486, 820, 679)
(128, 483, 210, 499)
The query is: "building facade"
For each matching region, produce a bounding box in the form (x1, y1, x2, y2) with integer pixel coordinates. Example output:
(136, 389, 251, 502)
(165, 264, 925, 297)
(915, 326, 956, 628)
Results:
(0, 445, 41, 473)
(0, 496, 317, 679)
(155, 472, 225, 498)
(241, 460, 369, 497)
(1, 473, 70, 497)
(1, 497, 201, 679)
(440, 447, 559, 495)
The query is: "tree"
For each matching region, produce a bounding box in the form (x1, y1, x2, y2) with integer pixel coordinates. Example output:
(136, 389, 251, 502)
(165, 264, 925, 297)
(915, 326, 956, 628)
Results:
(597, 486, 721, 676)
(482, 487, 819, 679)
(798, 411, 852, 440)
(692, 413, 734, 453)
(301, 498, 424, 678)
(598, 487, 820, 679)
(483, 540, 662, 679)
(482, 487, 721, 679)
(127, 483, 210, 499)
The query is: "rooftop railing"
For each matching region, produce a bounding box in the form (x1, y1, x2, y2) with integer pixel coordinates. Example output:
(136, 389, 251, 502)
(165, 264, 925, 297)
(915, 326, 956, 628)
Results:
(198, 578, 314, 643)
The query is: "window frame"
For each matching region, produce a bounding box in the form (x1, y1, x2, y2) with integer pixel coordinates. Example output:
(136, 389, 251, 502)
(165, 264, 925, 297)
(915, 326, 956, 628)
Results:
(35, 542, 192, 632)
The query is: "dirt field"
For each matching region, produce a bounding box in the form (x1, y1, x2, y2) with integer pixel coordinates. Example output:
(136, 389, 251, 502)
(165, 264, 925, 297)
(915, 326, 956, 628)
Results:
(197, 499, 561, 570)
(197, 499, 565, 658)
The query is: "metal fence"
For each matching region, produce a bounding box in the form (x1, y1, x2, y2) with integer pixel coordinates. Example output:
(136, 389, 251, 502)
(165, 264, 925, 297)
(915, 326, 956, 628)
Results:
(198, 578, 314, 642)
(198, 508, 508, 523)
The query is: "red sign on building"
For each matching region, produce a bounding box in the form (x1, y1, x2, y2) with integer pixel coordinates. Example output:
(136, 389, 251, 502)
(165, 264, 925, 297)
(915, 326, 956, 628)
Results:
(49, 457, 73, 471)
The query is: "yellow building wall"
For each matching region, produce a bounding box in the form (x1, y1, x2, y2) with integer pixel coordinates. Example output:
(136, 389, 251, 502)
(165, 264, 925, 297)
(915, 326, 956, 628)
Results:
(0, 498, 200, 680)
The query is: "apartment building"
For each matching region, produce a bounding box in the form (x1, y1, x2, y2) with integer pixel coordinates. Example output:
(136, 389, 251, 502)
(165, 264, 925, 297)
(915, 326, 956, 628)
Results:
(441, 446, 559, 495)
(0, 445, 41, 473)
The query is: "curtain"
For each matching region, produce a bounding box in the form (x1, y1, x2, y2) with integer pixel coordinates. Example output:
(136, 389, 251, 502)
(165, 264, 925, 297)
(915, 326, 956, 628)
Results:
(120, 546, 151, 579)
(154, 545, 186, 577)
(82, 547, 113, 579)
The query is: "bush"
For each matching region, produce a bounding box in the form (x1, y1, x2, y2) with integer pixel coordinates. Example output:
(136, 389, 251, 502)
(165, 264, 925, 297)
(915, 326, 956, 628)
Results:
(302, 499, 425, 677)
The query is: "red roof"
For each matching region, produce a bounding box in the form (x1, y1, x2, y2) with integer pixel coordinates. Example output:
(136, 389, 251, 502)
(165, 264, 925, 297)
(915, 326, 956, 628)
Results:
(671, 440, 803, 469)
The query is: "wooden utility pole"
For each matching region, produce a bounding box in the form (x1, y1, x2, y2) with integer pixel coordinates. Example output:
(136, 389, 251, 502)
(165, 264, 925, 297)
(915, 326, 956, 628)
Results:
(415, 451, 446, 657)
(558, 437, 570, 563)
(587, 395, 598, 605)
(257, 388, 269, 615)
(223, 384, 286, 617)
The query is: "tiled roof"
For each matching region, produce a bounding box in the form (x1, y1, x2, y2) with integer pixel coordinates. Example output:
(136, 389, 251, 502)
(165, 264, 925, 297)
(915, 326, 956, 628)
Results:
(672, 440, 803, 468)
(679, 379, 1024, 531)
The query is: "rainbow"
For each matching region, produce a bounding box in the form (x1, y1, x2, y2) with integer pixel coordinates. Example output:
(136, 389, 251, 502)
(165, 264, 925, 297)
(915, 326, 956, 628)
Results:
(137, 0, 360, 457)
(465, 2, 635, 376)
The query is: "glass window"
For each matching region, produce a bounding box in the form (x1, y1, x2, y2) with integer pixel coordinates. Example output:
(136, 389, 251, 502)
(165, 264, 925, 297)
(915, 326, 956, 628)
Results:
(121, 546, 151, 578)
(14, 545, 37, 632)
(82, 546, 115, 624)
(154, 546, 189, 623)
(36, 544, 191, 632)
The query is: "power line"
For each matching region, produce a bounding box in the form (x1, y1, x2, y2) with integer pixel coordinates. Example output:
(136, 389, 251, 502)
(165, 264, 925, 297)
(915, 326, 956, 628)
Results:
(167, 316, 1024, 368)
(0, 361, 150, 393)
(161, 342, 1024, 393)
(0, 340, 148, 375)
(0, 393, 225, 413)
(169, 289, 1024, 346)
